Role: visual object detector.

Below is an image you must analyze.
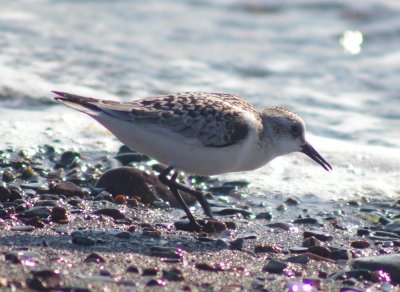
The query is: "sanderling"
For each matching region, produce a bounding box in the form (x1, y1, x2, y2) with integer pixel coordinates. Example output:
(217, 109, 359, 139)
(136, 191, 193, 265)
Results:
(53, 91, 331, 230)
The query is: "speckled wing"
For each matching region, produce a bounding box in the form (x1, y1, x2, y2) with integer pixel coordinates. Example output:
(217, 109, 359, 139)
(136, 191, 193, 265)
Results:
(53, 91, 255, 148)
(129, 93, 253, 148)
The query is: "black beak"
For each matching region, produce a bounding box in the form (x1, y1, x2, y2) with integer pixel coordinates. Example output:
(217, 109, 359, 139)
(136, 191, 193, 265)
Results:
(301, 143, 332, 171)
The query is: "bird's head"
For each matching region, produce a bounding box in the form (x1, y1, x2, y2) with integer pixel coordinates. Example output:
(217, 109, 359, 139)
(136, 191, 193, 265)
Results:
(262, 107, 332, 171)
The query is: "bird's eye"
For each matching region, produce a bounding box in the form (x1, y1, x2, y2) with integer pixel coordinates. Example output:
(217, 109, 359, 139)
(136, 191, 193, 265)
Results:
(291, 125, 301, 136)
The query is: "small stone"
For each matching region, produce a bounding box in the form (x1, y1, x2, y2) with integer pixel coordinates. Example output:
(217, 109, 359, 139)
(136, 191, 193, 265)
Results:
(23, 216, 45, 228)
(267, 222, 291, 231)
(195, 263, 218, 272)
(34, 200, 59, 207)
(84, 253, 106, 263)
(150, 246, 183, 260)
(52, 181, 84, 198)
(212, 208, 254, 218)
(113, 194, 127, 204)
(230, 238, 244, 250)
(204, 220, 227, 233)
(142, 267, 159, 276)
(11, 225, 35, 232)
(352, 254, 400, 283)
(162, 268, 184, 281)
(126, 266, 139, 273)
(0, 185, 11, 202)
(2, 170, 14, 182)
(142, 229, 161, 238)
(307, 246, 331, 258)
(27, 270, 61, 290)
(21, 206, 51, 219)
(289, 247, 308, 254)
(302, 236, 321, 247)
(351, 240, 371, 249)
(357, 229, 370, 236)
(94, 191, 113, 202)
(286, 254, 310, 264)
(254, 244, 282, 254)
(115, 231, 131, 239)
(330, 249, 350, 261)
(256, 212, 273, 220)
(72, 235, 95, 246)
(92, 208, 126, 220)
(293, 218, 319, 224)
(146, 279, 167, 287)
(224, 221, 236, 229)
(285, 198, 299, 205)
(304, 230, 332, 242)
(51, 206, 68, 223)
(262, 259, 288, 274)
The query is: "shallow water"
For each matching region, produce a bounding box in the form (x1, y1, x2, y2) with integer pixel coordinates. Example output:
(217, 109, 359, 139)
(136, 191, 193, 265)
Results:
(1, 0, 399, 200)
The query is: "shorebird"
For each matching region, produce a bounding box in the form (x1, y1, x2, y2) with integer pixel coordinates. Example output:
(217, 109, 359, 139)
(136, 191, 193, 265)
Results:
(53, 91, 331, 230)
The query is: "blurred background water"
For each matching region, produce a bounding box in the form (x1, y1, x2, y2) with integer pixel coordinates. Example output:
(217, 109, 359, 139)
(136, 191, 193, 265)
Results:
(0, 0, 399, 201)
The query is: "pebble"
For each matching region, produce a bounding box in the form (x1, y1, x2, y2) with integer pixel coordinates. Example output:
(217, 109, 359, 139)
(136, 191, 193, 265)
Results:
(357, 229, 370, 236)
(84, 252, 106, 263)
(162, 268, 184, 281)
(21, 206, 51, 219)
(10, 225, 35, 232)
(230, 238, 244, 250)
(94, 191, 113, 202)
(72, 235, 96, 246)
(307, 246, 331, 258)
(146, 279, 167, 287)
(285, 198, 299, 206)
(255, 212, 273, 220)
(27, 270, 61, 290)
(352, 254, 400, 283)
(212, 208, 254, 218)
(293, 217, 319, 224)
(0, 185, 11, 202)
(142, 267, 159, 276)
(286, 254, 310, 264)
(262, 259, 288, 274)
(254, 244, 282, 254)
(302, 236, 321, 247)
(52, 181, 84, 198)
(126, 266, 139, 273)
(303, 230, 333, 242)
(150, 246, 184, 260)
(51, 206, 68, 223)
(92, 208, 126, 220)
(351, 240, 371, 249)
(267, 222, 291, 231)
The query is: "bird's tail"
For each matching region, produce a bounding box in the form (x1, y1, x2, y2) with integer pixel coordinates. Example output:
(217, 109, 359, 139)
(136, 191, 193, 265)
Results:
(53, 91, 103, 115)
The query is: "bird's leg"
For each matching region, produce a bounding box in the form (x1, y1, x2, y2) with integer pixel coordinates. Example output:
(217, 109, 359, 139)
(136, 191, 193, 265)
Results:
(158, 166, 213, 218)
(158, 167, 202, 230)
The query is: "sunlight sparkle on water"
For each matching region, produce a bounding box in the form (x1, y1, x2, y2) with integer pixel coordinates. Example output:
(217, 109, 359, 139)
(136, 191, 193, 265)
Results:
(340, 30, 363, 54)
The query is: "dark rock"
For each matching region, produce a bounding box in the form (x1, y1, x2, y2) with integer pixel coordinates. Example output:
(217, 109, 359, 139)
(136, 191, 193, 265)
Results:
(256, 212, 273, 220)
(126, 266, 139, 273)
(286, 254, 310, 264)
(52, 181, 84, 198)
(115, 152, 150, 164)
(162, 268, 184, 281)
(21, 206, 51, 219)
(34, 200, 59, 207)
(0, 185, 11, 202)
(352, 254, 400, 283)
(2, 170, 14, 182)
(113, 194, 127, 204)
(304, 230, 332, 242)
(289, 247, 308, 254)
(330, 269, 371, 281)
(330, 249, 350, 261)
(307, 246, 331, 258)
(262, 259, 288, 274)
(213, 208, 254, 218)
(357, 229, 370, 236)
(254, 244, 282, 254)
(142, 267, 159, 276)
(9, 187, 23, 201)
(27, 270, 61, 290)
(285, 198, 299, 205)
(204, 219, 227, 233)
(146, 279, 167, 287)
(72, 235, 95, 246)
(209, 186, 235, 196)
(230, 238, 244, 250)
(11, 226, 35, 232)
(57, 151, 81, 168)
(374, 231, 400, 239)
(351, 240, 370, 249)
(51, 206, 68, 223)
(23, 216, 45, 228)
(115, 231, 131, 238)
(267, 222, 291, 231)
(92, 208, 126, 220)
(84, 253, 106, 263)
(150, 246, 184, 260)
(293, 218, 319, 224)
(96, 167, 194, 206)
(93, 191, 113, 202)
(222, 180, 250, 188)
(302, 236, 321, 247)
